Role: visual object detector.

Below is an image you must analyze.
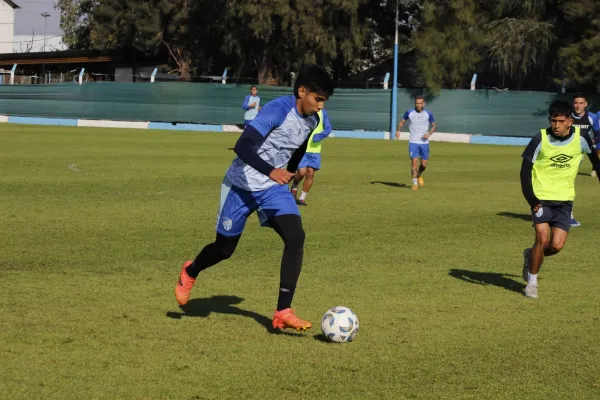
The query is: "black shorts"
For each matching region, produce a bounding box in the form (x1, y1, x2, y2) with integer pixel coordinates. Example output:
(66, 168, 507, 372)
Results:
(531, 201, 573, 232)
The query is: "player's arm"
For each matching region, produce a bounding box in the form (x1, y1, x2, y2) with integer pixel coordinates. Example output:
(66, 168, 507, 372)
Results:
(590, 113, 600, 144)
(582, 134, 600, 181)
(241, 95, 251, 110)
(312, 110, 332, 142)
(520, 133, 542, 210)
(286, 137, 310, 173)
(395, 111, 409, 139)
(236, 99, 294, 184)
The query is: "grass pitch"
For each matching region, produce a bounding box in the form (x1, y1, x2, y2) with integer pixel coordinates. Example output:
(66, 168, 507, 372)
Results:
(1, 124, 599, 399)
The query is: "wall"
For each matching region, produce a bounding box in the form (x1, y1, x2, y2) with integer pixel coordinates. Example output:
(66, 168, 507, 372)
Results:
(0, 82, 598, 137)
(0, 1, 15, 54)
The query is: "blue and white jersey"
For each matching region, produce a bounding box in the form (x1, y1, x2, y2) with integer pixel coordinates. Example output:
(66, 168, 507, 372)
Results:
(226, 95, 318, 191)
(242, 95, 261, 121)
(571, 111, 600, 140)
(403, 109, 435, 144)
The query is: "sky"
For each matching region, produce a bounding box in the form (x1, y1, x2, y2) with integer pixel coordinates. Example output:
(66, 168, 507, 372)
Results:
(12, 0, 62, 37)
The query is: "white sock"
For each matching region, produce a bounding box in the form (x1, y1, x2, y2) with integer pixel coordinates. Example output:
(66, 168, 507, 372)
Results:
(528, 273, 538, 286)
(412, 178, 418, 185)
(291, 184, 298, 190)
(300, 191, 308, 201)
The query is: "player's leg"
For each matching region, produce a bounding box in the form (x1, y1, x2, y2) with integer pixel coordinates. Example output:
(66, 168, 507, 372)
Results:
(525, 221, 551, 298)
(175, 180, 251, 306)
(417, 144, 429, 187)
(291, 168, 306, 199)
(256, 185, 311, 330)
(298, 155, 321, 205)
(409, 144, 420, 190)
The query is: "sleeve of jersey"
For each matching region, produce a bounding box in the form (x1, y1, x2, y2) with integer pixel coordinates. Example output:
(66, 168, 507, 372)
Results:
(521, 133, 542, 163)
(247, 98, 289, 137)
(582, 135, 600, 180)
(590, 114, 600, 141)
(241, 95, 251, 111)
(402, 111, 410, 121)
(233, 126, 275, 177)
(427, 111, 435, 123)
(312, 110, 333, 142)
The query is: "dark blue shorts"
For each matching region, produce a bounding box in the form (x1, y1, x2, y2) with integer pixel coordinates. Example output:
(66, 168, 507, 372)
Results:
(531, 201, 573, 232)
(298, 153, 321, 170)
(216, 177, 300, 237)
(409, 143, 429, 160)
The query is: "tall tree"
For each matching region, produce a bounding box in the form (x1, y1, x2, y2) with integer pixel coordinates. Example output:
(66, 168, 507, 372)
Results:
(54, 0, 98, 49)
(558, 0, 600, 90)
(416, 0, 483, 92)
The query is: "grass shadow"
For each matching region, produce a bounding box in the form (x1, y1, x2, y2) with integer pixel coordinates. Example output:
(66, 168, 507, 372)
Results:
(313, 334, 330, 343)
(497, 211, 531, 221)
(448, 269, 525, 294)
(166, 295, 303, 336)
(370, 181, 409, 189)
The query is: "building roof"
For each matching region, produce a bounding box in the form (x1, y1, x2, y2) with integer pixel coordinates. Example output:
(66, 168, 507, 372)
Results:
(3, 0, 20, 9)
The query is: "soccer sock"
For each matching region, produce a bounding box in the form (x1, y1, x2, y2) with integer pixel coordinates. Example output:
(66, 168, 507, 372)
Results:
(277, 286, 296, 311)
(418, 165, 426, 177)
(291, 183, 298, 190)
(268, 215, 305, 311)
(528, 273, 538, 286)
(300, 191, 308, 201)
(412, 178, 418, 185)
(186, 234, 240, 278)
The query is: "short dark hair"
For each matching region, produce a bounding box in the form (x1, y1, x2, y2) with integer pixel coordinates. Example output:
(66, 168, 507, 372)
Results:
(250, 85, 257, 90)
(572, 92, 587, 101)
(294, 64, 334, 98)
(548, 100, 573, 118)
(415, 95, 425, 101)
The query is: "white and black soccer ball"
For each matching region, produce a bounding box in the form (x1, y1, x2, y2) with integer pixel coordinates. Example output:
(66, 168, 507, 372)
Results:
(321, 306, 359, 343)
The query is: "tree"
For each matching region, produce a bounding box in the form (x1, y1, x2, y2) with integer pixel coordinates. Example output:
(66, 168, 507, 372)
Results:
(54, 0, 98, 49)
(415, 0, 483, 92)
(558, 0, 600, 90)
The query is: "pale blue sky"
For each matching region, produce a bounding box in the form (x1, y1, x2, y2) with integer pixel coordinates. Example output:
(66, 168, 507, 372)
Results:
(12, 0, 62, 37)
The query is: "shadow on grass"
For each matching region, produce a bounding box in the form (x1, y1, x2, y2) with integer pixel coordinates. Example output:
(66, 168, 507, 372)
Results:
(448, 269, 525, 294)
(165, 295, 304, 336)
(370, 181, 409, 188)
(497, 211, 531, 221)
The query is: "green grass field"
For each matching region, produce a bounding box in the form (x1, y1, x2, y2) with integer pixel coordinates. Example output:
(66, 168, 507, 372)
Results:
(1, 124, 600, 399)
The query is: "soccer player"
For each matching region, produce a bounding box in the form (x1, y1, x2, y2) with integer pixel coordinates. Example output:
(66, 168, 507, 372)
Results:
(395, 95, 436, 191)
(520, 100, 600, 299)
(241, 86, 261, 128)
(569, 93, 600, 226)
(176, 65, 334, 331)
(290, 109, 332, 205)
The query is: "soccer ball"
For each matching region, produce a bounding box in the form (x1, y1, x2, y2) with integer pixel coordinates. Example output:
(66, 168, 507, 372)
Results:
(321, 306, 359, 343)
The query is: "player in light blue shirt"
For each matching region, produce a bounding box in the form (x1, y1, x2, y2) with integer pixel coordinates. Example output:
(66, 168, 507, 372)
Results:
(175, 65, 335, 332)
(395, 95, 437, 190)
(241, 86, 261, 128)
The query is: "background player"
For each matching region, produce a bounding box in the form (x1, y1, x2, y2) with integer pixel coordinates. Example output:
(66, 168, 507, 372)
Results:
(176, 65, 334, 331)
(290, 109, 332, 205)
(241, 86, 261, 128)
(395, 95, 436, 191)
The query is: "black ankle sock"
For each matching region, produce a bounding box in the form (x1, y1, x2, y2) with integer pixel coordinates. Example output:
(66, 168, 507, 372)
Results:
(276, 286, 296, 311)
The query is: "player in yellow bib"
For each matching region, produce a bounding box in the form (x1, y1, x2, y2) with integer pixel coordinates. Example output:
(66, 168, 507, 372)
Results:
(520, 101, 600, 299)
(290, 109, 332, 205)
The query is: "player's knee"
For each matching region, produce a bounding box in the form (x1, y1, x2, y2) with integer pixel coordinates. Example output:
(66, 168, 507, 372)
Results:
(307, 169, 315, 178)
(285, 226, 305, 249)
(549, 242, 564, 253)
(534, 237, 550, 249)
(218, 244, 236, 260)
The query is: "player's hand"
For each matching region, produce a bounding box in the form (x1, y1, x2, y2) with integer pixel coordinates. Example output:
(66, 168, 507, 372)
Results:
(395, 131, 401, 139)
(422, 134, 430, 141)
(269, 168, 294, 184)
(532, 204, 542, 213)
(249, 102, 256, 108)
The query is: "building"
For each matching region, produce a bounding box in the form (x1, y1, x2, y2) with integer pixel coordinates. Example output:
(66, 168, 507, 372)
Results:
(0, 0, 19, 54)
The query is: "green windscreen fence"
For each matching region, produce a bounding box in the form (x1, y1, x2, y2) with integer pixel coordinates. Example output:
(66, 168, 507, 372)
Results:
(0, 82, 596, 137)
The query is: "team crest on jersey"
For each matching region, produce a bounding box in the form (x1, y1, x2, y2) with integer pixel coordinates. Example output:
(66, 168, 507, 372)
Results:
(223, 218, 233, 231)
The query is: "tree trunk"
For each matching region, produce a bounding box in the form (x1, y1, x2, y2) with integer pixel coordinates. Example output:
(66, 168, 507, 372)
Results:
(257, 49, 278, 85)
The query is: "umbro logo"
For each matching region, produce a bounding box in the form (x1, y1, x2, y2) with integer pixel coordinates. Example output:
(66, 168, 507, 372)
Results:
(549, 154, 573, 164)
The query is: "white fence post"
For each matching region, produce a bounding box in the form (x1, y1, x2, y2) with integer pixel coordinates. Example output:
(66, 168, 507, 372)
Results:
(221, 68, 228, 84)
(10, 64, 16, 85)
(470, 74, 477, 90)
(78, 68, 85, 85)
(383, 72, 390, 89)
(151, 68, 158, 83)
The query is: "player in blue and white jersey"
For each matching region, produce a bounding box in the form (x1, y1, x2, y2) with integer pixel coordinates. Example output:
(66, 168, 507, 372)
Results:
(241, 86, 261, 128)
(175, 65, 334, 332)
(569, 93, 600, 227)
(395, 95, 437, 191)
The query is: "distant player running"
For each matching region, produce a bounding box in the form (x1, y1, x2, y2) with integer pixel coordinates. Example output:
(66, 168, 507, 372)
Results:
(569, 93, 600, 227)
(175, 65, 334, 331)
(241, 86, 261, 128)
(291, 109, 332, 205)
(520, 100, 600, 299)
(395, 95, 436, 191)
